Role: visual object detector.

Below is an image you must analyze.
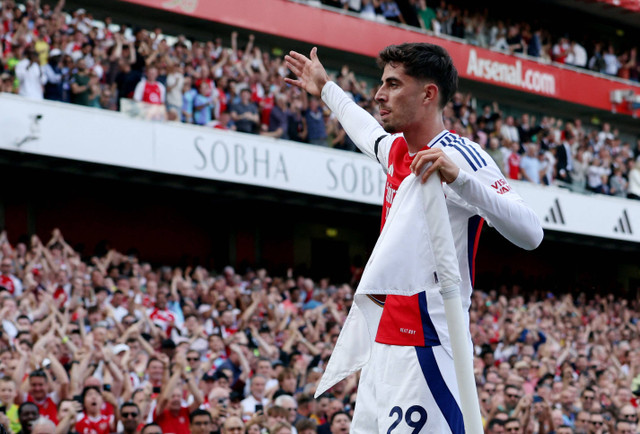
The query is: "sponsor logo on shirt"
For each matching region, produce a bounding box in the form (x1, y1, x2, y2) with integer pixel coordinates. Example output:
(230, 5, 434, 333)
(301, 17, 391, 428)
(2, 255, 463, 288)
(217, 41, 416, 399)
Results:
(491, 178, 511, 194)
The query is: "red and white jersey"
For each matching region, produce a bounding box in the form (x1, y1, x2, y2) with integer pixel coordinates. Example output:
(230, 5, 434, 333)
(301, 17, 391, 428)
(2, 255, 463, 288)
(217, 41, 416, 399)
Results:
(373, 130, 490, 346)
(26, 393, 58, 424)
(0, 274, 22, 296)
(320, 81, 542, 349)
(148, 307, 176, 332)
(75, 413, 113, 434)
(133, 79, 166, 105)
(507, 152, 521, 180)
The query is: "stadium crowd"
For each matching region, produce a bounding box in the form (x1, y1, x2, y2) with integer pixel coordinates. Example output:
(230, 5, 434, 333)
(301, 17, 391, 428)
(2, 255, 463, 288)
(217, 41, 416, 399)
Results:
(0, 220, 639, 434)
(315, 0, 640, 81)
(1, 0, 640, 200)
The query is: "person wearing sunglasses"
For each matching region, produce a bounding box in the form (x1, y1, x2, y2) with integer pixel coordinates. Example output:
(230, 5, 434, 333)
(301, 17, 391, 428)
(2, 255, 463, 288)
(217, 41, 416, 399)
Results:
(118, 402, 142, 434)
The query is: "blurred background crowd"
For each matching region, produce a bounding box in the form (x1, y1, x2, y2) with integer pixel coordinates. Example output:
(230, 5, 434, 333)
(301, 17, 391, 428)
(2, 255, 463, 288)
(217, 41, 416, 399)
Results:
(0, 228, 638, 434)
(1, 0, 639, 200)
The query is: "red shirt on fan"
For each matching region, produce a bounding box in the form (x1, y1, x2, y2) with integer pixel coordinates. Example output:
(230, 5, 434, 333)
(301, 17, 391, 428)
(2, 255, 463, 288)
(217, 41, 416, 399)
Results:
(153, 406, 191, 434)
(133, 79, 166, 105)
(75, 414, 113, 434)
(26, 394, 59, 424)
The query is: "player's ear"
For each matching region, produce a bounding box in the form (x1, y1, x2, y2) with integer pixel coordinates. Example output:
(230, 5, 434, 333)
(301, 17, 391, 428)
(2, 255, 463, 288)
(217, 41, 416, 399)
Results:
(423, 82, 438, 105)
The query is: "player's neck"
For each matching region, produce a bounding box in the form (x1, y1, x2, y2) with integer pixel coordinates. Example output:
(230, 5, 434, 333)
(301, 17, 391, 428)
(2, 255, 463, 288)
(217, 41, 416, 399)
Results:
(404, 118, 446, 154)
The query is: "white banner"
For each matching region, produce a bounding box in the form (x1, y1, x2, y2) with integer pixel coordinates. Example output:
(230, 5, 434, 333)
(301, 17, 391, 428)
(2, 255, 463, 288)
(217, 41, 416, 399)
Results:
(0, 94, 638, 243)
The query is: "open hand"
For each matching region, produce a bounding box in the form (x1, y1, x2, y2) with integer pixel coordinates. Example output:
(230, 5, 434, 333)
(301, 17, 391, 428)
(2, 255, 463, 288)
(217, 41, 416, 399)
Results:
(284, 47, 330, 97)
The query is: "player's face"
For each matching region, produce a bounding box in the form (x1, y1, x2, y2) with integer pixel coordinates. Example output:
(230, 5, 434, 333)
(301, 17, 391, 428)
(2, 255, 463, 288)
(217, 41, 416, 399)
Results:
(375, 63, 426, 134)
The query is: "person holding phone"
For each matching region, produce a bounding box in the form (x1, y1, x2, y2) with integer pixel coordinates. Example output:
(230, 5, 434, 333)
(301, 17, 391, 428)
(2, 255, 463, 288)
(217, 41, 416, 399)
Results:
(240, 375, 269, 422)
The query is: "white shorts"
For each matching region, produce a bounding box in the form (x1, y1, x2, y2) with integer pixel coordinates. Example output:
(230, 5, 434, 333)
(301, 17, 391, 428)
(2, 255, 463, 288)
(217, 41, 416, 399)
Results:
(351, 343, 464, 434)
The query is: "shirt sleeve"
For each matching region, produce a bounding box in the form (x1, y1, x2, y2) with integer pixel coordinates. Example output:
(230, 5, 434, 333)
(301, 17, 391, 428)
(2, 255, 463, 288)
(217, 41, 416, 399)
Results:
(321, 81, 391, 168)
(133, 80, 144, 102)
(447, 168, 544, 250)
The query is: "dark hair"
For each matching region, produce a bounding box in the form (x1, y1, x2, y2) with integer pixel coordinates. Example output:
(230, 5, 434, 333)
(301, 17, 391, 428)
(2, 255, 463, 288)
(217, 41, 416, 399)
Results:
(189, 408, 212, 423)
(487, 418, 505, 430)
(120, 401, 140, 412)
(140, 423, 162, 434)
(29, 370, 47, 380)
(16, 315, 31, 324)
(18, 401, 39, 415)
(504, 417, 521, 427)
(295, 418, 317, 431)
(377, 42, 458, 109)
(330, 410, 351, 425)
(81, 385, 102, 405)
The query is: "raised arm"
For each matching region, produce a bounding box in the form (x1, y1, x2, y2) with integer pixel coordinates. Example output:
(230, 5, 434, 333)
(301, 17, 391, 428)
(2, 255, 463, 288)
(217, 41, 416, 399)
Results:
(285, 48, 389, 162)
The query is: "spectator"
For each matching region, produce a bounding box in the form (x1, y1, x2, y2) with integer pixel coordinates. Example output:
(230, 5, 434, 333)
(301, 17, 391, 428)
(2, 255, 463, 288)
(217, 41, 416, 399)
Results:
(164, 60, 184, 114)
(240, 375, 269, 421)
(262, 93, 289, 139)
(608, 165, 628, 197)
(585, 157, 609, 194)
(220, 416, 244, 434)
(551, 35, 570, 64)
(15, 49, 45, 100)
(140, 423, 163, 434)
(230, 87, 260, 134)
(603, 44, 621, 76)
(43, 49, 63, 101)
(31, 417, 55, 434)
(555, 133, 575, 185)
(18, 402, 40, 434)
(188, 409, 212, 434)
(588, 42, 607, 73)
(626, 158, 640, 200)
(75, 386, 114, 434)
(505, 140, 522, 180)
(152, 359, 203, 434)
(500, 115, 520, 144)
(0, 378, 19, 433)
(69, 58, 91, 106)
(119, 402, 142, 434)
(379, 0, 405, 24)
(416, 0, 437, 32)
(192, 81, 214, 126)
(133, 66, 166, 105)
(506, 25, 525, 55)
(287, 95, 308, 143)
(180, 76, 197, 124)
(304, 96, 328, 147)
(328, 411, 350, 434)
(566, 39, 588, 68)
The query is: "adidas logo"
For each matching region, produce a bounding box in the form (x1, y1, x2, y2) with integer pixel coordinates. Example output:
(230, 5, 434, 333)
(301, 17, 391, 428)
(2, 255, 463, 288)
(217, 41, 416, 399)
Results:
(544, 198, 565, 225)
(613, 210, 633, 235)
